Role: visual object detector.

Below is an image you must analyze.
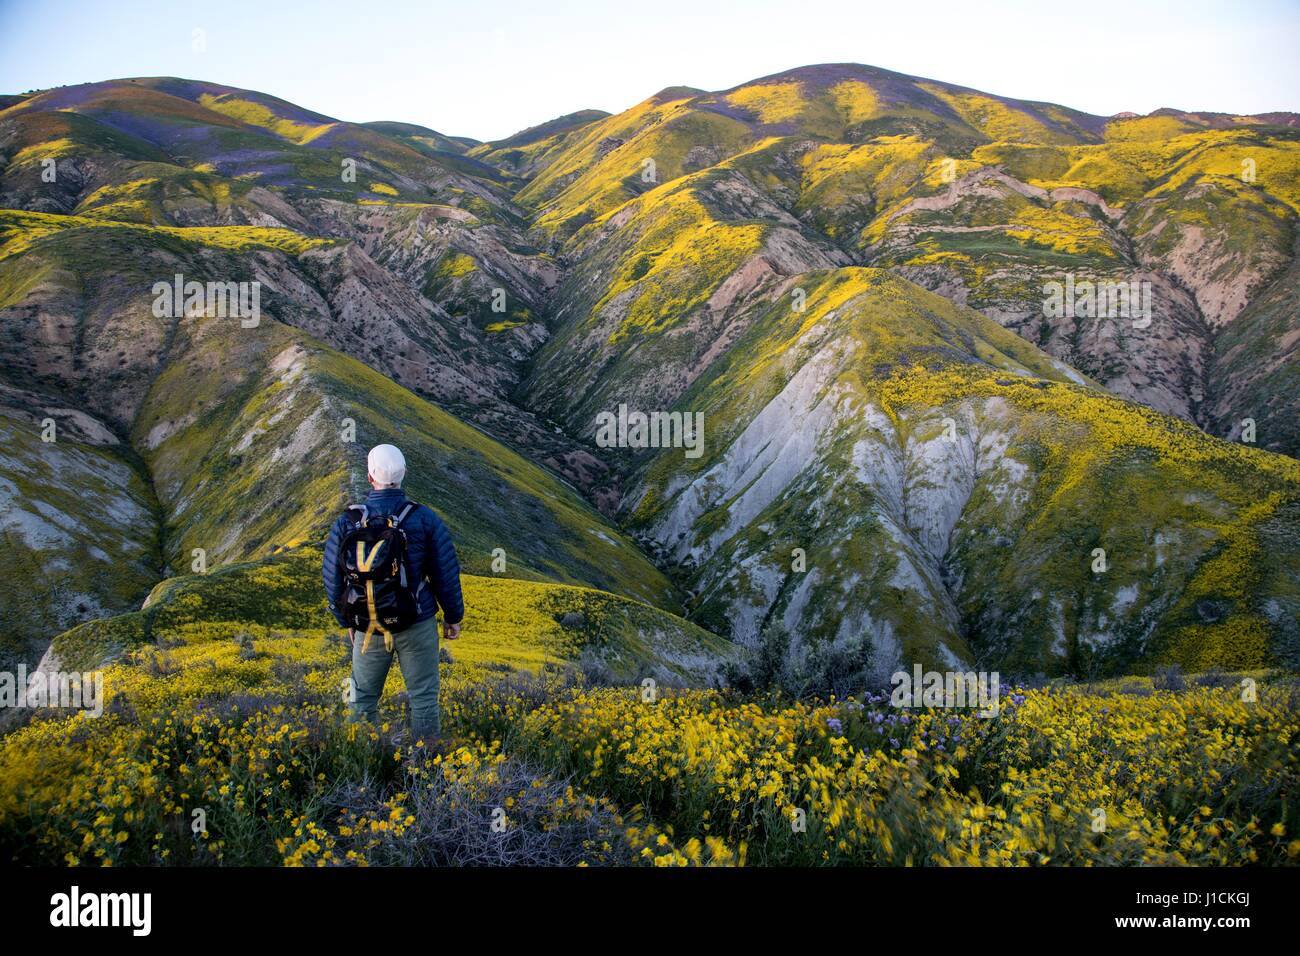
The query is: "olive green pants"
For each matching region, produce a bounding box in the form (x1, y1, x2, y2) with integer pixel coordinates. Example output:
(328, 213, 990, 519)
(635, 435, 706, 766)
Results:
(349, 616, 440, 737)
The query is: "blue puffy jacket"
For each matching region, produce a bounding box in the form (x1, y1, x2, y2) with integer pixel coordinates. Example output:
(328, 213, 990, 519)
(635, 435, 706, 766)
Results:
(323, 488, 464, 628)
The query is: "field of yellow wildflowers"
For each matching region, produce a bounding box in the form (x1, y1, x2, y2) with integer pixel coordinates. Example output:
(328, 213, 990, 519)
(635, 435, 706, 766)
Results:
(1, 617, 1296, 867)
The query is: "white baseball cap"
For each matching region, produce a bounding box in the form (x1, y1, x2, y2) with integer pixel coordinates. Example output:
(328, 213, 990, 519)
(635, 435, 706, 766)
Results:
(367, 444, 406, 486)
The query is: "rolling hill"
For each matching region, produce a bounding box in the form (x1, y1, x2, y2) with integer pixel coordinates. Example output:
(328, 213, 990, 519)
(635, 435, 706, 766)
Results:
(1, 65, 1297, 679)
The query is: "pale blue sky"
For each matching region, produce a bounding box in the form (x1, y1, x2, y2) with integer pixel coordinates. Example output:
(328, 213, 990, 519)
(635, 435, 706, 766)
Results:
(1, 0, 1297, 142)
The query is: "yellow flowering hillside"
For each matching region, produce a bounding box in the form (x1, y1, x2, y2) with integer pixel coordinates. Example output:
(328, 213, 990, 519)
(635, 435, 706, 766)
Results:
(1, 566, 1295, 866)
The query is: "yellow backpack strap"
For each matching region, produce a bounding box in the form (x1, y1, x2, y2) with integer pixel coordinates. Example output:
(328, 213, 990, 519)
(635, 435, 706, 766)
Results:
(358, 588, 394, 653)
(353, 516, 395, 653)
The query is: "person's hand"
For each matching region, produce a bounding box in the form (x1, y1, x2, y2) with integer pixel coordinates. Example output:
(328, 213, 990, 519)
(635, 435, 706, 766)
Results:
(443, 620, 461, 641)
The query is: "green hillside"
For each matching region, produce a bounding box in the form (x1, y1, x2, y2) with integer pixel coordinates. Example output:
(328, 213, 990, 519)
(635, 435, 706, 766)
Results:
(0, 58, 1298, 873)
(1, 63, 1297, 681)
(618, 268, 1300, 674)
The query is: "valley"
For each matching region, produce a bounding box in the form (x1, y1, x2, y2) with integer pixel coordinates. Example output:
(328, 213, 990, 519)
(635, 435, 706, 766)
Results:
(1, 63, 1297, 681)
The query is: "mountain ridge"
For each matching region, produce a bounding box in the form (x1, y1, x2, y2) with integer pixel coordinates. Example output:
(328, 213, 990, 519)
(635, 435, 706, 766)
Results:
(1, 62, 1296, 678)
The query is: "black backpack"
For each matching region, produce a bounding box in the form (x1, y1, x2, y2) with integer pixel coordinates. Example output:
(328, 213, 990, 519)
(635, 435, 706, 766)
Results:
(339, 501, 421, 651)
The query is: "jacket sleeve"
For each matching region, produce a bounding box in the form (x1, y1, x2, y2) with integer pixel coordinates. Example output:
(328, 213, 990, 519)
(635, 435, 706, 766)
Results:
(322, 516, 348, 627)
(425, 511, 464, 625)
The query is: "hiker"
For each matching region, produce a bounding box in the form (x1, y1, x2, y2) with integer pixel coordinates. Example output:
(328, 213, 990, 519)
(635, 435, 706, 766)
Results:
(323, 443, 464, 741)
